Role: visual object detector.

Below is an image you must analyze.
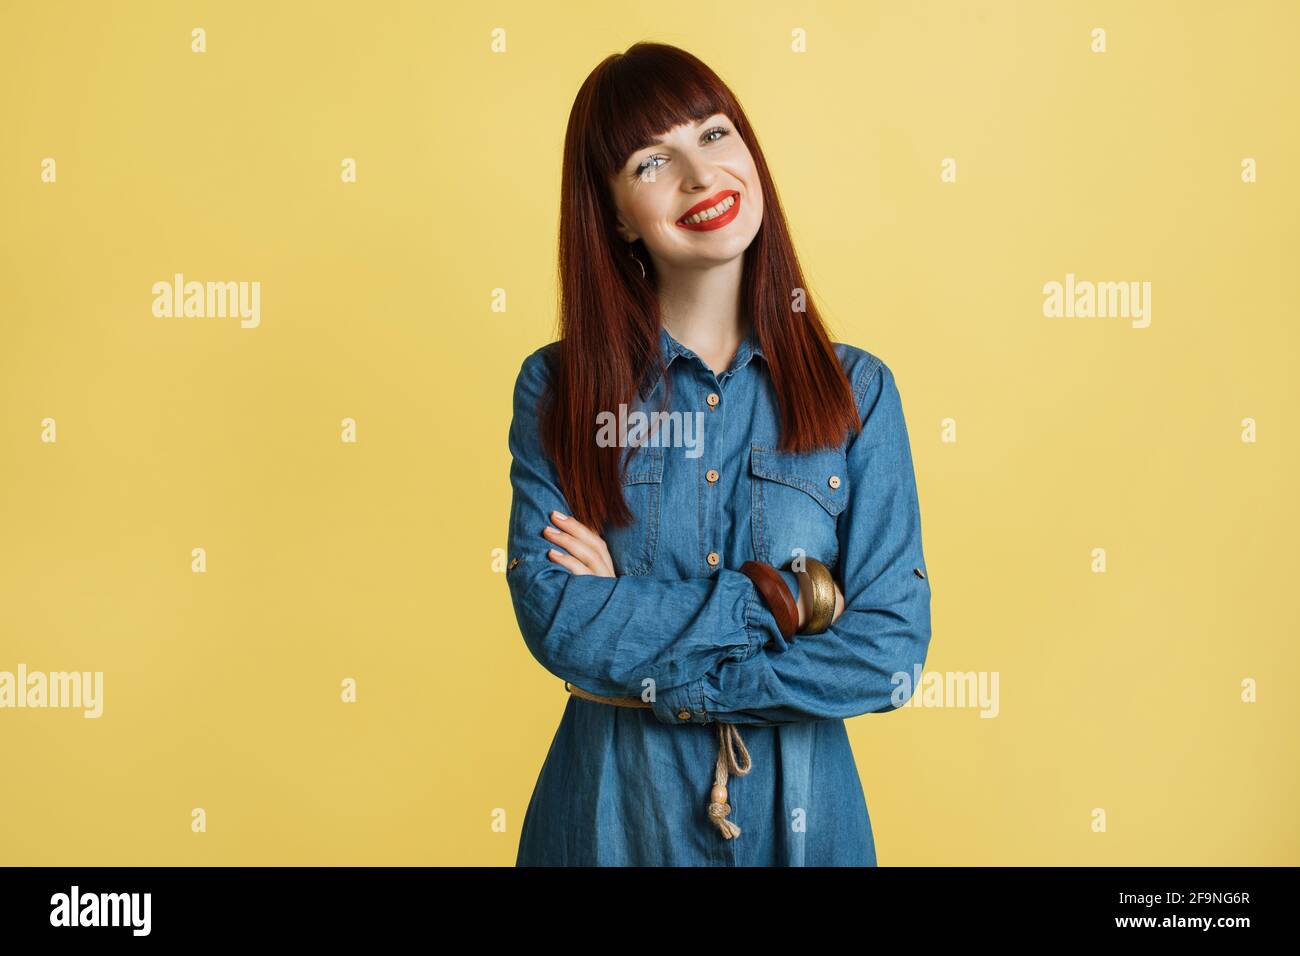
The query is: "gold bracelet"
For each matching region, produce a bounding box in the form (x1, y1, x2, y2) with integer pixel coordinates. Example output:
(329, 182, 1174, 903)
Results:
(797, 558, 837, 634)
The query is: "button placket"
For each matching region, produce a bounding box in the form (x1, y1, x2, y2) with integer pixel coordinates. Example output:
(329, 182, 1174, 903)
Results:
(700, 373, 724, 572)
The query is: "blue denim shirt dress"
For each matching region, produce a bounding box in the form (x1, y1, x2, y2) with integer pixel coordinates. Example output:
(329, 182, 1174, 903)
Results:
(505, 325, 932, 866)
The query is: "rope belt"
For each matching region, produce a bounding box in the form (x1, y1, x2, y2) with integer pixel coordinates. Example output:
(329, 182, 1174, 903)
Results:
(564, 680, 753, 839)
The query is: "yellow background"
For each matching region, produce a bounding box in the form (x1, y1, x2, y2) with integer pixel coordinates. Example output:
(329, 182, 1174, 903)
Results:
(1, 0, 1296, 865)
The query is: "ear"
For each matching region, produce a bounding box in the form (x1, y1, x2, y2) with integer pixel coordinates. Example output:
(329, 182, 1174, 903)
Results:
(607, 181, 638, 244)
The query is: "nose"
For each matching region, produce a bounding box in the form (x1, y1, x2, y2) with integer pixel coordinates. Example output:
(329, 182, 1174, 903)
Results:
(678, 152, 717, 192)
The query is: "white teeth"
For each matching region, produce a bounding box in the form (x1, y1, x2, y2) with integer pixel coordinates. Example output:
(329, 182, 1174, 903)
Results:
(681, 194, 736, 224)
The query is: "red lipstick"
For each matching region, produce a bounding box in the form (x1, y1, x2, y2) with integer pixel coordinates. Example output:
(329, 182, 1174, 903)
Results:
(676, 190, 741, 232)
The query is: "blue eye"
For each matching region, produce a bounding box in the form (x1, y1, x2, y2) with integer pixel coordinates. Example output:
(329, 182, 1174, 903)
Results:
(632, 126, 731, 180)
(634, 156, 665, 179)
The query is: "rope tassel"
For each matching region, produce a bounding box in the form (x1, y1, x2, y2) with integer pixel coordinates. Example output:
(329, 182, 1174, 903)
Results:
(706, 723, 752, 839)
(563, 681, 756, 842)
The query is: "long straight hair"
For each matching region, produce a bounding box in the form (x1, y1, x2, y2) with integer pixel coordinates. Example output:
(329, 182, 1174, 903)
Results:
(540, 42, 861, 531)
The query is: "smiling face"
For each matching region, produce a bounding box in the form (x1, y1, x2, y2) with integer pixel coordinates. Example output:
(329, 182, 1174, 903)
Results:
(608, 112, 763, 271)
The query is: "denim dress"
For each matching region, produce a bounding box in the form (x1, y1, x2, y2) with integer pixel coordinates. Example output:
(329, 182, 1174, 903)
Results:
(505, 325, 932, 866)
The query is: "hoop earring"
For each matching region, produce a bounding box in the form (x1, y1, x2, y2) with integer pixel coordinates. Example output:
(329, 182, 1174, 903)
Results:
(628, 246, 646, 279)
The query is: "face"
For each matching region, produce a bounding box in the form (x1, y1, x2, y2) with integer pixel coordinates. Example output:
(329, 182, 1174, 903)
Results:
(609, 112, 763, 271)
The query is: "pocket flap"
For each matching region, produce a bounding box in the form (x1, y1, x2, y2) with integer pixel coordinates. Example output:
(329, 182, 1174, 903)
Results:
(750, 444, 848, 515)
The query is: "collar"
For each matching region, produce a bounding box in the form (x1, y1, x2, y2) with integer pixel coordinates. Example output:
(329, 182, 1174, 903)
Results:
(640, 325, 764, 400)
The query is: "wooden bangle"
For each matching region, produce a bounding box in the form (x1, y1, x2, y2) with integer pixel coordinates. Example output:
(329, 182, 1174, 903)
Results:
(798, 558, 837, 634)
(738, 561, 799, 640)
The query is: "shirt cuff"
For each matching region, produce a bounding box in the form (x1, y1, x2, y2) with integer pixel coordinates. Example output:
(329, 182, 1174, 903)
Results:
(650, 675, 709, 725)
(650, 574, 800, 723)
(650, 581, 795, 726)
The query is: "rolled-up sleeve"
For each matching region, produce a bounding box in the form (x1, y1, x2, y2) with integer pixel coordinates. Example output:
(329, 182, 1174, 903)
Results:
(505, 349, 784, 720)
(680, 357, 933, 725)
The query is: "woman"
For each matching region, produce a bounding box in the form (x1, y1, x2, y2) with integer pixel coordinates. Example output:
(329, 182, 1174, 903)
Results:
(505, 42, 932, 866)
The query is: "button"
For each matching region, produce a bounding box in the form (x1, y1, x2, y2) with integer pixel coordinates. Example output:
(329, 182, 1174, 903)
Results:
(507, 556, 520, 570)
(706, 551, 720, 567)
(706, 392, 719, 408)
(677, 709, 692, 721)
(913, 566, 926, 579)
(706, 469, 719, 483)
(828, 475, 841, 489)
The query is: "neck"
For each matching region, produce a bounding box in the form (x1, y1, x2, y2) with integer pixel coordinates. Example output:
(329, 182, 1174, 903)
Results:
(656, 255, 749, 375)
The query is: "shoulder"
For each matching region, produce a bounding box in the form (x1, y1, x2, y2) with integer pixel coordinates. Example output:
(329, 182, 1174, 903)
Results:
(509, 343, 563, 444)
(831, 341, 891, 407)
(518, 341, 561, 379)
(513, 342, 561, 400)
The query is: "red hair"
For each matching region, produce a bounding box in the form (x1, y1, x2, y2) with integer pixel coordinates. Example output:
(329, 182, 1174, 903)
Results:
(540, 41, 861, 531)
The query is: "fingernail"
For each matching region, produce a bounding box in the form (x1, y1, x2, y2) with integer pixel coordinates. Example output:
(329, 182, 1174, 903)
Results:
(552, 511, 568, 521)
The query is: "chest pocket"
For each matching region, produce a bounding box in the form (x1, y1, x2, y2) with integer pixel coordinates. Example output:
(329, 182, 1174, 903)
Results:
(602, 445, 664, 576)
(750, 444, 848, 571)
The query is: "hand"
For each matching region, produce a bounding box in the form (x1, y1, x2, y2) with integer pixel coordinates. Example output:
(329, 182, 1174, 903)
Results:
(542, 511, 616, 577)
(794, 574, 845, 630)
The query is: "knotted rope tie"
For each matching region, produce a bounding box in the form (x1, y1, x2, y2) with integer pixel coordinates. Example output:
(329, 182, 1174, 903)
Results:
(706, 723, 752, 839)
(564, 681, 755, 841)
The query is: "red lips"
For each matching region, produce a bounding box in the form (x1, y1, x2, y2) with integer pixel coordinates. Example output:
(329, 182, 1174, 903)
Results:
(676, 190, 741, 232)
